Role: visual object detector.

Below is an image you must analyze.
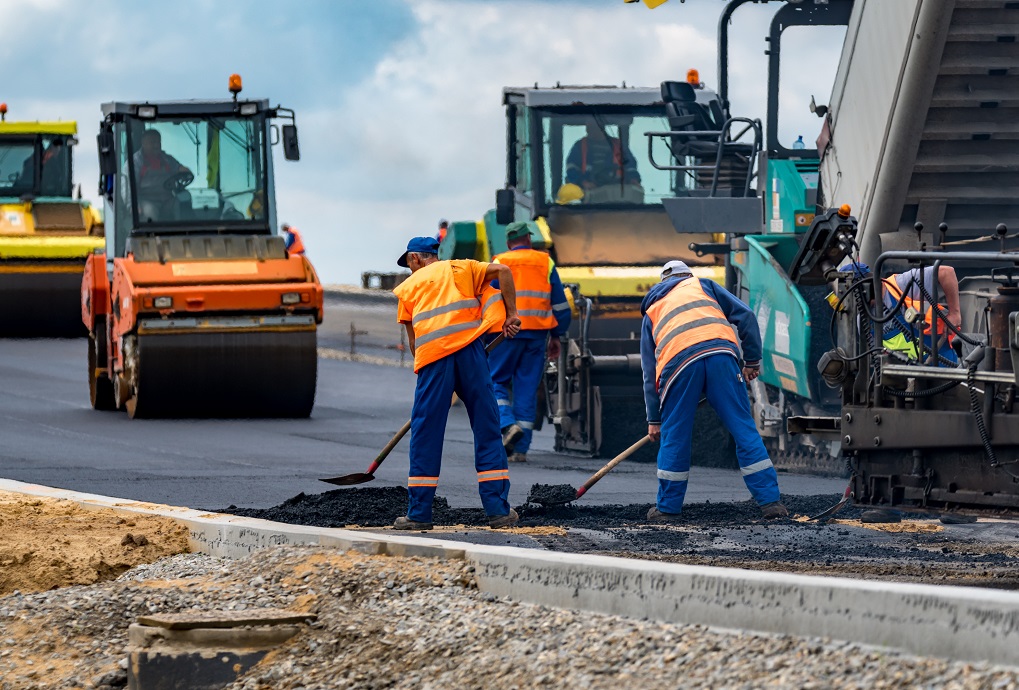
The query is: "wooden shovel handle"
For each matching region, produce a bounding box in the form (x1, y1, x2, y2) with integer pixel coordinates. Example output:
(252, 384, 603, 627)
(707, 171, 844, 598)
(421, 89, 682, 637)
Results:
(364, 334, 506, 474)
(576, 435, 651, 498)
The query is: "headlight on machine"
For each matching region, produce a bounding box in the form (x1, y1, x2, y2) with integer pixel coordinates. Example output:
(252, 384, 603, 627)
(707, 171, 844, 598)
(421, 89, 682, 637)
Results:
(153, 296, 173, 309)
(281, 292, 301, 305)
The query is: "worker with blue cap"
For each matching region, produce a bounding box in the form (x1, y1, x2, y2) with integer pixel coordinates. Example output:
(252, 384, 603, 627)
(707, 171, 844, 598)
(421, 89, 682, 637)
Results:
(640, 260, 787, 522)
(488, 221, 572, 461)
(391, 236, 522, 530)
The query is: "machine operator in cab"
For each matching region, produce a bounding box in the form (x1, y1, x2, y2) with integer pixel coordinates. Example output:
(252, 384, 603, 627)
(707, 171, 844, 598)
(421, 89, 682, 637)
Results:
(392, 236, 522, 531)
(565, 120, 642, 191)
(489, 222, 572, 462)
(641, 260, 788, 522)
(133, 129, 192, 221)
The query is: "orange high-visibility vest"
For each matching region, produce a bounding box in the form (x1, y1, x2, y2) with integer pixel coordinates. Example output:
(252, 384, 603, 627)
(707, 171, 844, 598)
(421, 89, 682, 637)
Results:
(287, 227, 306, 255)
(394, 260, 505, 372)
(646, 278, 737, 387)
(493, 248, 557, 331)
(882, 277, 953, 345)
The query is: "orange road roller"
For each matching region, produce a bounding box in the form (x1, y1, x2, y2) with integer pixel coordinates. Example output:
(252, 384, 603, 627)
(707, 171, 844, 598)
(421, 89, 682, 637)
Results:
(82, 76, 323, 418)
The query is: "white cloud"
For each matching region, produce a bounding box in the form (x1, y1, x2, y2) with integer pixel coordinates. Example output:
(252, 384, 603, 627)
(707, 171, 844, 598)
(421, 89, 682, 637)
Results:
(292, 0, 724, 282)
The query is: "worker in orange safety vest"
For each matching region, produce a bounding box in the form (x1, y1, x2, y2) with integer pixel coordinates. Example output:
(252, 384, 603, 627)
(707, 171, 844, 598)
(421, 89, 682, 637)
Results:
(392, 236, 522, 531)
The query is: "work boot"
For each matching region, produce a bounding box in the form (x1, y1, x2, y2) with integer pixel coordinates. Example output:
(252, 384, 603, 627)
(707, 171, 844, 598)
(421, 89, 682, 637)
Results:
(646, 507, 683, 524)
(861, 509, 901, 524)
(393, 516, 433, 531)
(760, 501, 790, 519)
(488, 509, 519, 529)
(502, 424, 524, 451)
(508, 452, 527, 463)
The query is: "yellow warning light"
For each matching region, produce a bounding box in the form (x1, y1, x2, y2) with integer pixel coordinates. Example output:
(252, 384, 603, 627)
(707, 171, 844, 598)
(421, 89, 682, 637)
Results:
(228, 74, 243, 95)
(838, 204, 852, 219)
(686, 69, 700, 86)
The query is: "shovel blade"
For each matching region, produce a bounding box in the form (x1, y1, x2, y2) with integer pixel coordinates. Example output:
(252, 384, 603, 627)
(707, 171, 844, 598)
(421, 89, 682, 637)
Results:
(319, 473, 376, 487)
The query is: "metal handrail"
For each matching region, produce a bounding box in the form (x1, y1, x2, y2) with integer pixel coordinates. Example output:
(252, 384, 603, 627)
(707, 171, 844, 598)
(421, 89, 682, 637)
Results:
(645, 116, 762, 198)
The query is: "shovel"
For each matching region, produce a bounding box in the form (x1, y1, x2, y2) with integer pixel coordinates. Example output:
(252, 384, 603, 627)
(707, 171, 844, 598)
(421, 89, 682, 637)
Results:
(320, 334, 505, 487)
(808, 480, 852, 522)
(527, 435, 652, 506)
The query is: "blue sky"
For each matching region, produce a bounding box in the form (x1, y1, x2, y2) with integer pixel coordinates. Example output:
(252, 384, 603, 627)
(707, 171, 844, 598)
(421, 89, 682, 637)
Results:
(0, 0, 844, 283)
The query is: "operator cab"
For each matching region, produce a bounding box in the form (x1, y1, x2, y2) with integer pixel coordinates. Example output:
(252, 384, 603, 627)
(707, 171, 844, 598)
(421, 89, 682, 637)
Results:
(503, 84, 724, 215)
(0, 127, 74, 200)
(97, 77, 299, 260)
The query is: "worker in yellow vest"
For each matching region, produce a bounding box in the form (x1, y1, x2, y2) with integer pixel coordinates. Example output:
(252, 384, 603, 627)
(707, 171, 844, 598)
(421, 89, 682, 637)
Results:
(489, 221, 572, 461)
(392, 236, 522, 530)
(641, 260, 787, 522)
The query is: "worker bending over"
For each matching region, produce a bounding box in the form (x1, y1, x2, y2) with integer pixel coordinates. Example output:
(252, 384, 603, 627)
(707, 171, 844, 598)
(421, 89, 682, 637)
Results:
(392, 236, 522, 530)
(489, 222, 572, 461)
(641, 261, 787, 522)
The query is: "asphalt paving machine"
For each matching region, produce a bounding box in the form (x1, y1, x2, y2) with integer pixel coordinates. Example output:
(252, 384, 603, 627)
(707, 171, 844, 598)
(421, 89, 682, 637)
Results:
(644, 0, 1019, 513)
(0, 109, 104, 336)
(82, 76, 322, 418)
(443, 84, 731, 461)
(785, 0, 1019, 517)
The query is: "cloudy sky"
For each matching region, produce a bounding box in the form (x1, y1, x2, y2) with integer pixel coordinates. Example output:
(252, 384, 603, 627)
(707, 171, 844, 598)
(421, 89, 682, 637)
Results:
(1, 0, 844, 283)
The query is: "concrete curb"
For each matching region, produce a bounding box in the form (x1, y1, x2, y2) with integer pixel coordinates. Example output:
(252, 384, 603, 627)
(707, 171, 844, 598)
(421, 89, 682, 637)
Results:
(4, 478, 1019, 667)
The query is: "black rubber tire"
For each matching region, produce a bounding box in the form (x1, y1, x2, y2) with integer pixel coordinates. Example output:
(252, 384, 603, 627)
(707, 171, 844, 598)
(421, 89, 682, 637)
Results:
(88, 331, 117, 411)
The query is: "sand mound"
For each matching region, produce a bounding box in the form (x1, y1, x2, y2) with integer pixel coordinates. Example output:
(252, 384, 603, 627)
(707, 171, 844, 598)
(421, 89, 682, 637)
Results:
(0, 491, 190, 595)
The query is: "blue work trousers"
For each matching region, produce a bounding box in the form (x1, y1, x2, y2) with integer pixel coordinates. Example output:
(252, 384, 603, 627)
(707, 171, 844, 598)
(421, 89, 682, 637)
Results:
(488, 335, 546, 454)
(656, 354, 781, 514)
(408, 338, 511, 522)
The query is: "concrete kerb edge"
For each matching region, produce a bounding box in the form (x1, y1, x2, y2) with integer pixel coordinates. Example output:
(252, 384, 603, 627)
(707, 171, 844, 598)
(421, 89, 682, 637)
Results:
(3, 478, 1019, 667)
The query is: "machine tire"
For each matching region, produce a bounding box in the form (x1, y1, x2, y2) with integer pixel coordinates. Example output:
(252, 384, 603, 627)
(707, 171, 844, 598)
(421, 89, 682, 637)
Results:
(88, 329, 117, 411)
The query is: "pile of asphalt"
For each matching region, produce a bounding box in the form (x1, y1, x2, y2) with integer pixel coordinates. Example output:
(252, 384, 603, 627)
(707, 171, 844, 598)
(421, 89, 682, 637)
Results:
(226, 487, 865, 529)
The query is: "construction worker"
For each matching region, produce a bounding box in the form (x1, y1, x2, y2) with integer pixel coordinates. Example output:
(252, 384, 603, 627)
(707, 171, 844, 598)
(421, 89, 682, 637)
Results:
(392, 236, 523, 530)
(437, 218, 449, 243)
(565, 121, 641, 190)
(641, 260, 788, 522)
(844, 261, 971, 525)
(133, 129, 192, 221)
(489, 221, 572, 462)
(281, 223, 306, 255)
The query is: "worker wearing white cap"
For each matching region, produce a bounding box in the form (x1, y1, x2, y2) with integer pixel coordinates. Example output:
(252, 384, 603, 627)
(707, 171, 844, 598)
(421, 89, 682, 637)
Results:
(639, 260, 788, 522)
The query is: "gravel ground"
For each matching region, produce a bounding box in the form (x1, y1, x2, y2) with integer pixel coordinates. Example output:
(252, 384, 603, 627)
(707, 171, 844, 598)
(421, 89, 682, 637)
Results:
(4, 547, 1019, 689)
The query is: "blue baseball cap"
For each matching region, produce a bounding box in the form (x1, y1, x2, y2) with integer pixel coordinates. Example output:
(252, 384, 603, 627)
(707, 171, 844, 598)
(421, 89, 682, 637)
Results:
(397, 236, 440, 268)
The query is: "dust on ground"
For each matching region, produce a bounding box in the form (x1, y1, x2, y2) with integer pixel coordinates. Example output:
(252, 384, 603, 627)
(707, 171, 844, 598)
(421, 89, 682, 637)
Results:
(0, 491, 190, 595)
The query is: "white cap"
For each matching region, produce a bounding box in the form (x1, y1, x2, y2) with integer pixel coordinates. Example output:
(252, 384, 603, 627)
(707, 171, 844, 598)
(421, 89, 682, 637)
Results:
(661, 260, 692, 280)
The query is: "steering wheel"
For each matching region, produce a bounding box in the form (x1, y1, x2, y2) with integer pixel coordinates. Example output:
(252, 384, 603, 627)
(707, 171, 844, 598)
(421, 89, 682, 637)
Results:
(163, 170, 194, 193)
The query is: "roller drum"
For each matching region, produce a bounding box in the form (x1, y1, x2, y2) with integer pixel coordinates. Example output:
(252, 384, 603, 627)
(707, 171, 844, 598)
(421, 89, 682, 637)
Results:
(127, 328, 317, 418)
(0, 269, 87, 337)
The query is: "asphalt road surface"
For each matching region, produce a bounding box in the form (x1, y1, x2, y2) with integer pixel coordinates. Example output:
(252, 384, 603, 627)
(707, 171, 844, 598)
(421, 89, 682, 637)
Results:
(0, 292, 844, 511)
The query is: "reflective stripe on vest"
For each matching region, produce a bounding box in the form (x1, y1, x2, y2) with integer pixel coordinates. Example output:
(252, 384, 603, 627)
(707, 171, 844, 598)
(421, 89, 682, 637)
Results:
(493, 248, 557, 330)
(882, 277, 953, 348)
(646, 278, 737, 387)
(393, 260, 505, 372)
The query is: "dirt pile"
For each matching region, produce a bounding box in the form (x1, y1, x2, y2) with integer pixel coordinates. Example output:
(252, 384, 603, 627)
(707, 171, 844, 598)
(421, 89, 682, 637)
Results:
(0, 491, 190, 595)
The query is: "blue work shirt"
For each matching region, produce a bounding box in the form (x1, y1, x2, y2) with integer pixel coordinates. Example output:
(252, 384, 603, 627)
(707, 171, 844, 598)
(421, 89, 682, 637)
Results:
(640, 276, 762, 423)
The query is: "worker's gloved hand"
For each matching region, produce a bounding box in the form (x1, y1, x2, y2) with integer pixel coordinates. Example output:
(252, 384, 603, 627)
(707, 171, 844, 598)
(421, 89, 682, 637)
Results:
(743, 366, 760, 381)
(648, 423, 661, 443)
(503, 315, 522, 339)
(547, 338, 562, 362)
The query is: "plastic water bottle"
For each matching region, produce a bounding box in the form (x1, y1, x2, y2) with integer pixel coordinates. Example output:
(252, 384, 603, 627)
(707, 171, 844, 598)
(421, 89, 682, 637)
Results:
(793, 135, 806, 150)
